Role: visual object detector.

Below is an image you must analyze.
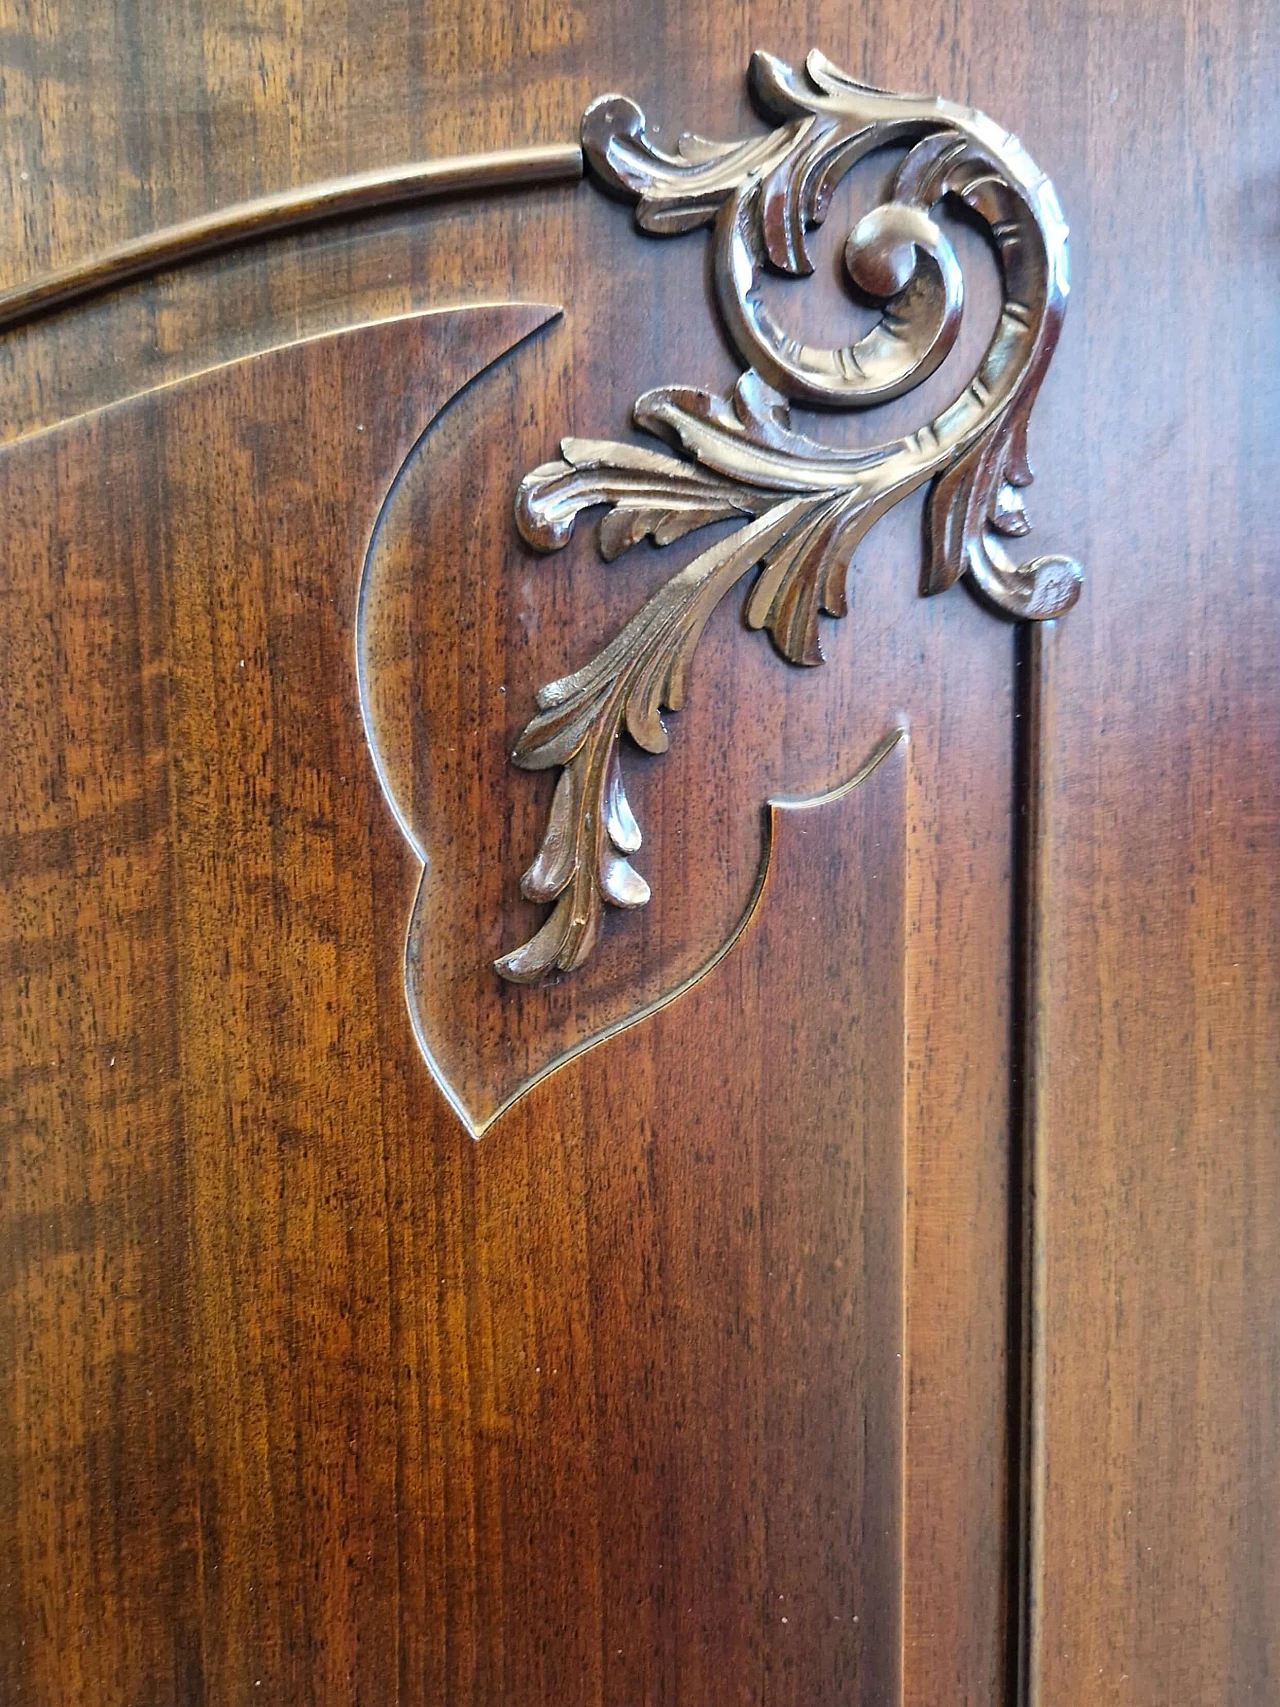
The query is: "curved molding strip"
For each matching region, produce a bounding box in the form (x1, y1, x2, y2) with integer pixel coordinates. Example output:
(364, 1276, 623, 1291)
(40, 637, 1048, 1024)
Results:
(0, 143, 582, 335)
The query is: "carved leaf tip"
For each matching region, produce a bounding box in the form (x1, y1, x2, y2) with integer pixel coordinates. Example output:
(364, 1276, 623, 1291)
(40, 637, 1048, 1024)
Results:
(514, 459, 579, 550)
(990, 483, 1031, 538)
(496, 741, 650, 984)
(494, 887, 603, 984)
(976, 552, 1083, 621)
(603, 750, 642, 853)
(580, 93, 652, 197)
(516, 436, 765, 560)
(518, 766, 579, 902)
(748, 49, 813, 119)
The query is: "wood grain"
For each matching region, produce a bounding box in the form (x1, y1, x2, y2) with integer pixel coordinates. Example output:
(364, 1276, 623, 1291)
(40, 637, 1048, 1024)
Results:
(0, 254, 1014, 1707)
(0, 307, 564, 1706)
(1025, 0, 1280, 1692)
(6, 4, 1273, 1707)
(0, 144, 582, 335)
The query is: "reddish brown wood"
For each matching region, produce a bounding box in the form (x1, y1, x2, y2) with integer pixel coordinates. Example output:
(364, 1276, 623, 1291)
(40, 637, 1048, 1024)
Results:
(0, 267, 1012, 1706)
(0, 146, 581, 335)
(1026, 0, 1280, 1687)
(3, 6, 1274, 1707)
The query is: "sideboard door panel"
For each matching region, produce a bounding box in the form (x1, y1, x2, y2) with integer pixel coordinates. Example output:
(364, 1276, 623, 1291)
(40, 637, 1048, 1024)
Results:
(0, 6, 1274, 1707)
(0, 252, 1012, 1707)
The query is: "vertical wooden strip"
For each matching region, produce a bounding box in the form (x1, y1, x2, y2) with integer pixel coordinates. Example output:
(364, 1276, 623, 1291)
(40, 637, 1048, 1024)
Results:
(756, 744, 907, 1707)
(522, 737, 910, 1707)
(1011, 618, 1052, 1707)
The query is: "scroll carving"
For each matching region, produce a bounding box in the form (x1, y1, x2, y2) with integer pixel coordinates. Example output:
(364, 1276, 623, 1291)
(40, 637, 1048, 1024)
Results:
(497, 49, 1081, 984)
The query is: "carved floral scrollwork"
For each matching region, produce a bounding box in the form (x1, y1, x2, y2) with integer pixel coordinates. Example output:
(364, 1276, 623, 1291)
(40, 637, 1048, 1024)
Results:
(496, 50, 1081, 985)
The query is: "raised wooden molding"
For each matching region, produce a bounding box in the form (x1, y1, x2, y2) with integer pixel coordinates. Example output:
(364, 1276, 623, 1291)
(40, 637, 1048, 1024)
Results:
(0, 144, 582, 333)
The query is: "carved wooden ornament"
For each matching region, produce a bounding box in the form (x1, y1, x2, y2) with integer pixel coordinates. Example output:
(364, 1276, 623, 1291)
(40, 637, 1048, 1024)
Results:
(0, 49, 1079, 1132)
(334, 47, 1084, 1128)
(495, 50, 1081, 985)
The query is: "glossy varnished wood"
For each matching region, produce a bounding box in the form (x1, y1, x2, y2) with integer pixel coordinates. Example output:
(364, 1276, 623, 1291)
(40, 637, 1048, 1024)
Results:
(0, 290, 951, 1707)
(0, 144, 582, 334)
(1025, 0, 1280, 1693)
(2, 5, 1274, 1707)
(0, 307, 561, 1704)
(0, 147, 1017, 1707)
(0, 14, 1021, 1704)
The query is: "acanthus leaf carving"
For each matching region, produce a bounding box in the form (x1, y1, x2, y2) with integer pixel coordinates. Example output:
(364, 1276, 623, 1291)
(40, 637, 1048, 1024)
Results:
(498, 49, 1082, 984)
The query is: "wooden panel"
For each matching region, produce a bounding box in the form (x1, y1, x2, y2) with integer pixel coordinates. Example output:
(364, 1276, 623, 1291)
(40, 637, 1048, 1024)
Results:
(0, 275, 1011, 1707)
(1, 4, 1277, 1705)
(0, 6, 1115, 1705)
(0, 308, 558, 1706)
(1028, 0, 1280, 1698)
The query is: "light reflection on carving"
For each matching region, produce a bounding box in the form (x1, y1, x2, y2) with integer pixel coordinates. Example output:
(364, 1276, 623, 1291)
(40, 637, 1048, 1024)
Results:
(497, 49, 1081, 984)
